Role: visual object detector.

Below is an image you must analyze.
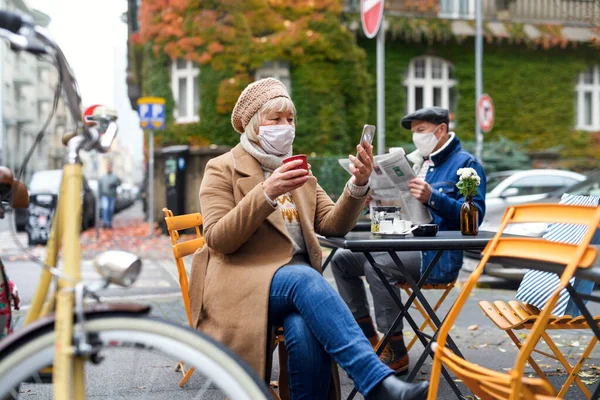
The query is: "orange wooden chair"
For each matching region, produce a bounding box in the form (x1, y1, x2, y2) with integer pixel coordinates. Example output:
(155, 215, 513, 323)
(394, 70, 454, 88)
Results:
(428, 203, 600, 400)
(395, 280, 457, 352)
(162, 208, 206, 387)
(162, 208, 290, 399)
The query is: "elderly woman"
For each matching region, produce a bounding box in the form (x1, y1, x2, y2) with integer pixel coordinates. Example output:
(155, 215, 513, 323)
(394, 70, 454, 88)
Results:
(189, 78, 428, 400)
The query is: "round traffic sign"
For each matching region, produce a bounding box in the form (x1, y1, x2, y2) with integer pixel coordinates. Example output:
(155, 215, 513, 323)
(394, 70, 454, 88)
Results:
(477, 94, 495, 133)
(361, 0, 385, 39)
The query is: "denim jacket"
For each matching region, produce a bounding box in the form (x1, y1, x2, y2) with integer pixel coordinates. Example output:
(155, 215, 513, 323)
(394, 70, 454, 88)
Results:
(408, 134, 486, 283)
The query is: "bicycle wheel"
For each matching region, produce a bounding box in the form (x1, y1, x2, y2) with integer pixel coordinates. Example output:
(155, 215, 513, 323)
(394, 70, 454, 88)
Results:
(0, 316, 270, 399)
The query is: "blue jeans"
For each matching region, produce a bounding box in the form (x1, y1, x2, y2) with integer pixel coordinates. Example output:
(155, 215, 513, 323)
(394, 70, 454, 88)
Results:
(101, 196, 116, 228)
(269, 265, 393, 399)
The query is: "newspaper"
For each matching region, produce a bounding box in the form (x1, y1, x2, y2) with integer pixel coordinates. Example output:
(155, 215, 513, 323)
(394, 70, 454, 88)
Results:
(339, 148, 432, 224)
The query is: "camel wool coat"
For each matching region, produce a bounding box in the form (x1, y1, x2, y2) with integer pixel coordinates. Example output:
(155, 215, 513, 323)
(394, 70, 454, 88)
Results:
(189, 144, 368, 379)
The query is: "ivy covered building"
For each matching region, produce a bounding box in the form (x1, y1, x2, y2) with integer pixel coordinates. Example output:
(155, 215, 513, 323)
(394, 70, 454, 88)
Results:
(125, 0, 600, 170)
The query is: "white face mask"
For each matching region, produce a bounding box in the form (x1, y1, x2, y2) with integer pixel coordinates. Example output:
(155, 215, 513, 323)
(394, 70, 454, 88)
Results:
(412, 125, 440, 157)
(258, 125, 295, 156)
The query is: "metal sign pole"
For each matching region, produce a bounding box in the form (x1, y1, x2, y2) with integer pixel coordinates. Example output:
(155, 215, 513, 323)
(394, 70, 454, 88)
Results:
(148, 129, 154, 238)
(475, 0, 483, 162)
(137, 96, 164, 238)
(376, 19, 385, 155)
(93, 151, 100, 240)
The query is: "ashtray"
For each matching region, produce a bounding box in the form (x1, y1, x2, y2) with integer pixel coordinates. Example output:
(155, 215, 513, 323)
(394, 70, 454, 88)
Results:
(413, 224, 439, 237)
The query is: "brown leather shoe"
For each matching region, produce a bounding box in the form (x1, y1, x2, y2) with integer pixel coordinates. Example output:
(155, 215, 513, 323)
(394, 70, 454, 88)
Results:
(367, 334, 380, 348)
(379, 341, 409, 375)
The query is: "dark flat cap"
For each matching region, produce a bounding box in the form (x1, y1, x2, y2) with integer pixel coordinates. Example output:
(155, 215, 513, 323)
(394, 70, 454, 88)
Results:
(401, 107, 449, 130)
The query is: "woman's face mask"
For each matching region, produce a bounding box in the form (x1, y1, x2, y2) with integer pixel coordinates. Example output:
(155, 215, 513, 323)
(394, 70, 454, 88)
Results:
(412, 125, 440, 158)
(258, 124, 295, 156)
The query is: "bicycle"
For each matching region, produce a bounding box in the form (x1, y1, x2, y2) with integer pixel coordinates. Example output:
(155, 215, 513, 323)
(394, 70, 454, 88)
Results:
(0, 10, 269, 400)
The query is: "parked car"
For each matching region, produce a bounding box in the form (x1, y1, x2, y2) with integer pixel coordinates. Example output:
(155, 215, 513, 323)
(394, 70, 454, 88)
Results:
(467, 170, 598, 281)
(485, 169, 586, 217)
(15, 170, 96, 237)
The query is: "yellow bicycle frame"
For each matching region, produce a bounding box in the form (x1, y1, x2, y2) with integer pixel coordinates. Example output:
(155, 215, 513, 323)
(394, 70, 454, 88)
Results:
(24, 162, 85, 399)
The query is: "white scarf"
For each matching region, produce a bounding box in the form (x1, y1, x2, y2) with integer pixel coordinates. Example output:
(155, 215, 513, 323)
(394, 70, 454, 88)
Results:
(240, 133, 293, 172)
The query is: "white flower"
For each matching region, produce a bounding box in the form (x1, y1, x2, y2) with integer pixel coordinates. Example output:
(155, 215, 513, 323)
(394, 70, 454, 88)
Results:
(456, 168, 481, 186)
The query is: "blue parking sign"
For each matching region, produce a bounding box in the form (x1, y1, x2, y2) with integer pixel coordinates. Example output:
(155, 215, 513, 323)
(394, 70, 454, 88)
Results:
(138, 97, 166, 130)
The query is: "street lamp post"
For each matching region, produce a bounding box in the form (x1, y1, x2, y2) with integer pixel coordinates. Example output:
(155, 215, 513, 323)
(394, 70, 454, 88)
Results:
(475, 0, 484, 162)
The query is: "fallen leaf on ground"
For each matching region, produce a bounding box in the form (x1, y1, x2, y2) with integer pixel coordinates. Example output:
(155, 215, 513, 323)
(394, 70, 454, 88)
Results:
(468, 324, 478, 331)
(579, 371, 596, 378)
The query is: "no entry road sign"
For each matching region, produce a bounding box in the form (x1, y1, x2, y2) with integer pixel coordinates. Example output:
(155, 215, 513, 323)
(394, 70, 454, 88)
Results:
(361, 0, 384, 39)
(477, 94, 495, 133)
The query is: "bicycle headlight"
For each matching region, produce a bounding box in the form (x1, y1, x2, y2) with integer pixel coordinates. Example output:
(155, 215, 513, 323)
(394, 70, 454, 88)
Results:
(93, 251, 142, 287)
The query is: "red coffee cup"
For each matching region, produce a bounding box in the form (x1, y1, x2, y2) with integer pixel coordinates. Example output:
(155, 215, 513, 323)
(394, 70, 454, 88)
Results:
(283, 154, 308, 172)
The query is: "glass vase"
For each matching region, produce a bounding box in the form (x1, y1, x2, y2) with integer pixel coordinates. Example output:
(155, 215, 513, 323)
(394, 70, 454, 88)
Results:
(460, 196, 479, 235)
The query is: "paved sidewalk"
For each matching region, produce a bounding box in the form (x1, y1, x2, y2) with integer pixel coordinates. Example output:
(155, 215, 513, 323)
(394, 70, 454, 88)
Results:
(12, 281, 600, 399)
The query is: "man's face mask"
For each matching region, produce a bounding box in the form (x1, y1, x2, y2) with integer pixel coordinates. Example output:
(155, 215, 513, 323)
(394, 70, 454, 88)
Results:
(258, 124, 295, 156)
(412, 125, 441, 158)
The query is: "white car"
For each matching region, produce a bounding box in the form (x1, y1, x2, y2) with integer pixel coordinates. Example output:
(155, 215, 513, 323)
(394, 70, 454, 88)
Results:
(483, 169, 586, 226)
(467, 169, 592, 280)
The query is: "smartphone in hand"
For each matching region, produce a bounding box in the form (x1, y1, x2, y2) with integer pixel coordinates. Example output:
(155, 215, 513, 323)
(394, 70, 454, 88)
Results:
(357, 124, 376, 161)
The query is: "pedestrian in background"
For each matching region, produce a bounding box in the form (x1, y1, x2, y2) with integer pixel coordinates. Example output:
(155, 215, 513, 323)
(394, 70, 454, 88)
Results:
(99, 163, 121, 229)
(140, 165, 149, 222)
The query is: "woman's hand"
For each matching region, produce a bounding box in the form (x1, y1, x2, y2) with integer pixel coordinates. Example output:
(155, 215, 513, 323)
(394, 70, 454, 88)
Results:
(349, 143, 374, 187)
(263, 160, 309, 199)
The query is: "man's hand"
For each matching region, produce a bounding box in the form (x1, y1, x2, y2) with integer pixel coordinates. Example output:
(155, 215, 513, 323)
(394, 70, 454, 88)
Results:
(409, 178, 432, 204)
(349, 143, 374, 187)
(263, 160, 309, 200)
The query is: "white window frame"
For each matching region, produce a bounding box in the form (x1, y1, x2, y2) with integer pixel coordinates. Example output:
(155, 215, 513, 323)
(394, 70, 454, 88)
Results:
(171, 60, 199, 124)
(255, 60, 291, 95)
(438, 0, 475, 19)
(404, 56, 457, 114)
(576, 65, 600, 131)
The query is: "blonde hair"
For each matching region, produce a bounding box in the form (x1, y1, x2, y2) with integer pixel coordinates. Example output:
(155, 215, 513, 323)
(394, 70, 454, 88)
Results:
(244, 97, 297, 142)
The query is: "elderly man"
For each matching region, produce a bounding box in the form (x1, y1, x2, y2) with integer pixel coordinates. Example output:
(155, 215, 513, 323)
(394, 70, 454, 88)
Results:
(331, 107, 486, 373)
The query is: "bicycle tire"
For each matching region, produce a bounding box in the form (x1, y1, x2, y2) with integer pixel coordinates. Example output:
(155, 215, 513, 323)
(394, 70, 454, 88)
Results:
(0, 316, 269, 399)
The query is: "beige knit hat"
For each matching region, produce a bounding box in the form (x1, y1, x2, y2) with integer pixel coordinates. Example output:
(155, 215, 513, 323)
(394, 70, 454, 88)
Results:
(231, 78, 291, 134)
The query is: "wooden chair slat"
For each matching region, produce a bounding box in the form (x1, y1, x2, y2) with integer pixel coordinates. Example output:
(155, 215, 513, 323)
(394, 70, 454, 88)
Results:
(174, 238, 206, 259)
(164, 212, 203, 232)
(479, 301, 517, 330)
(494, 301, 529, 326)
(510, 203, 600, 226)
(490, 238, 598, 269)
(508, 300, 533, 320)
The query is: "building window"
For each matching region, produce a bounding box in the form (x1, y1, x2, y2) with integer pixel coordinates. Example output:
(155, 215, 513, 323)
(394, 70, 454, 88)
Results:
(404, 56, 457, 115)
(439, 0, 475, 19)
(576, 66, 600, 131)
(255, 61, 291, 95)
(171, 59, 199, 123)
